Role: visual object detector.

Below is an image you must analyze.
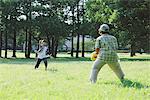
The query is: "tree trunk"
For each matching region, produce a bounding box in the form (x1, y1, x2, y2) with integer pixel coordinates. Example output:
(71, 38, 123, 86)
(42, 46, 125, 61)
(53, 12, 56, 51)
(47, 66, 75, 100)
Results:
(54, 40, 58, 58)
(27, 0, 32, 58)
(4, 29, 7, 58)
(25, 28, 28, 58)
(71, 6, 75, 57)
(0, 30, 2, 57)
(71, 32, 74, 57)
(51, 36, 55, 57)
(81, 2, 85, 57)
(130, 42, 136, 57)
(27, 29, 32, 58)
(81, 34, 85, 57)
(46, 33, 51, 55)
(76, 34, 80, 58)
(148, 34, 150, 53)
(76, 4, 80, 58)
(12, 28, 16, 57)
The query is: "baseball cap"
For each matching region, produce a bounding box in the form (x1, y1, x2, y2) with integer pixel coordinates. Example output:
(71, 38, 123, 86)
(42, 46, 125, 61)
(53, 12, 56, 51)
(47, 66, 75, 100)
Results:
(98, 24, 110, 32)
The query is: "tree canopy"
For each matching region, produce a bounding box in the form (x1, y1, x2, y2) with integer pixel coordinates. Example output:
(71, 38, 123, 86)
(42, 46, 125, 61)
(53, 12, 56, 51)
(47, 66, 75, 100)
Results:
(0, 0, 149, 58)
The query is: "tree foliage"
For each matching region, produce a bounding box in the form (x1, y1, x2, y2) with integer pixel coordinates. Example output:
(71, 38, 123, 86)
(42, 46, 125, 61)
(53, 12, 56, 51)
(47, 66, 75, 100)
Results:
(117, 0, 150, 55)
(0, 0, 149, 58)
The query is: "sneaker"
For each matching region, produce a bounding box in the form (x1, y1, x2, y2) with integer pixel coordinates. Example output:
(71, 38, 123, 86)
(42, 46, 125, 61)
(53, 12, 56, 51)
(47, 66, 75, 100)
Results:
(120, 77, 125, 83)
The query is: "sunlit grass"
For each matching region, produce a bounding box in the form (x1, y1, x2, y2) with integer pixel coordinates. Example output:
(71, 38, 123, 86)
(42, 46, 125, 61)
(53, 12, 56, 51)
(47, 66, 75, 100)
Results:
(0, 52, 150, 99)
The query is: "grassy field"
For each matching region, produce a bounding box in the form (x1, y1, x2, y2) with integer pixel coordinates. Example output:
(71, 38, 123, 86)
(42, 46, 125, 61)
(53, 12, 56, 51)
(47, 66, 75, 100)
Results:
(0, 52, 150, 100)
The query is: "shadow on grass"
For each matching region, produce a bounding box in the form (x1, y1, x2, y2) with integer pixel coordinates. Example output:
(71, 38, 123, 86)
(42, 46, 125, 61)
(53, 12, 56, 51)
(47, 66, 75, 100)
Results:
(102, 79, 149, 89)
(120, 79, 150, 89)
(0, 58, 35, 64)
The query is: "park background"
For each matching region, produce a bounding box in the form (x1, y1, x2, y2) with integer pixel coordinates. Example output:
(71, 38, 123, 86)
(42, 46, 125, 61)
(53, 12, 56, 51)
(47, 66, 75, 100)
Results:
(0, 0, 149, 58)
(0, 0, 150, 100)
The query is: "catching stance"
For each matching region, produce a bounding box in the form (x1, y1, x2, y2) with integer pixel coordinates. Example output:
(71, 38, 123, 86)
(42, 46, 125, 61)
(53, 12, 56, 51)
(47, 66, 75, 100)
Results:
(89, 24, 125, 83)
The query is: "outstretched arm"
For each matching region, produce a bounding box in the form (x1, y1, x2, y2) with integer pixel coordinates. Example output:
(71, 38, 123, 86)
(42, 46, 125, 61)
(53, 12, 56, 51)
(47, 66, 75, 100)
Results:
(34, 48, 42, 53)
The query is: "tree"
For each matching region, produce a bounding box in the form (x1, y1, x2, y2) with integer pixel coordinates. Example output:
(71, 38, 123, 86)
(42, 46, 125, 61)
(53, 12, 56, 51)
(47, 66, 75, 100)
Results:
(10, 1, 19, 57)
(76, 3, 80, 58)
(86, 0, 118, 23)
(33, 0, 71, 57)
(0, 0, 2, 57)
(27, 0, 32, 58)
(0, 29, 2, 58)
(1, 0, 25, 58)
(85, 0, 119, 39)
(85, 0, 150, 57)
(70, 5, 75, 57)
(117, 0, 150, 56)
(1, 0, 12, 58)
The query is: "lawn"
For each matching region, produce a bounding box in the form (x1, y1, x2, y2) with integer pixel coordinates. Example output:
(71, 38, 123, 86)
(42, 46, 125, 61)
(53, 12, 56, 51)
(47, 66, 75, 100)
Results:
(0, 53, 150, 100)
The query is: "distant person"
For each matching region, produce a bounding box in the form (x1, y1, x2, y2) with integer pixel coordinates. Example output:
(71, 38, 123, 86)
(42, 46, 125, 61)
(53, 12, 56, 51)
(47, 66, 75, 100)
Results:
(34, 40, 49, 71)
(89, 24, 125, 83)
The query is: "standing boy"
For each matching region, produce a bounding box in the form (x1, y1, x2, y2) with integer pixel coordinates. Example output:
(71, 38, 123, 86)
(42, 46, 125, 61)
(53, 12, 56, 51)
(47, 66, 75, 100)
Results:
(34, 40, 48, 71)
(89, 24, 125, 83)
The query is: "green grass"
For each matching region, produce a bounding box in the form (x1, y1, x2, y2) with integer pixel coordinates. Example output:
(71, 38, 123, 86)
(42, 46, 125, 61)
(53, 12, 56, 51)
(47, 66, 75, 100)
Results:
(0, 53, 150, 100)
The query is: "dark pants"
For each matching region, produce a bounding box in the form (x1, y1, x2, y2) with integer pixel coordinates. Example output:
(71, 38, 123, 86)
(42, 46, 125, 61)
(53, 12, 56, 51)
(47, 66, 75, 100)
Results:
(35, 58, 48, 70)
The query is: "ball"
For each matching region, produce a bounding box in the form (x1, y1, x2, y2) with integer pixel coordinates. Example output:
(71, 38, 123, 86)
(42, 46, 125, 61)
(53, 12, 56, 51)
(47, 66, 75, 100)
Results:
(91, 52, 98, 61)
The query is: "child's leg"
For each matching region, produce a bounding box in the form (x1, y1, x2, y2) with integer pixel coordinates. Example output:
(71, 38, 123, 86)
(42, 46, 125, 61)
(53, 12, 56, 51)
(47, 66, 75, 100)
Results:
(43, 58, 48, 70)
(108, 62, 125, 80)
(89, 59, 105, 83)
(35, 59, 42, 69)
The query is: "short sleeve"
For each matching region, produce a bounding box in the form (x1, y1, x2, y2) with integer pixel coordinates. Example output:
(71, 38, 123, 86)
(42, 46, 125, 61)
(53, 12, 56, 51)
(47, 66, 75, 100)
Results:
(95, 38, 100, 48)
(113, 37, 118, 50)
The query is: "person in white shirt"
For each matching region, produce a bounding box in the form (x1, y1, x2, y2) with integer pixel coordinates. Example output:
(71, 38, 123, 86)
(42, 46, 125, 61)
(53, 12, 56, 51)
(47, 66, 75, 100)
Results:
(34, 40, 49, 70)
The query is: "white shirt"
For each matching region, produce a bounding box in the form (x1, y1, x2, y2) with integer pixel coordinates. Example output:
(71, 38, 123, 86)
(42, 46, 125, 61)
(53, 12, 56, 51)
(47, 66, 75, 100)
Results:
(37, 46, 48, 59)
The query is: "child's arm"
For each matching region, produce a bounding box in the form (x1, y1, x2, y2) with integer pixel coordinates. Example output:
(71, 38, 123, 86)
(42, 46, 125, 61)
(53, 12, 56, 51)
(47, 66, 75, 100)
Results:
(34, 50, 39, 53)
(34, 48, 43, 53)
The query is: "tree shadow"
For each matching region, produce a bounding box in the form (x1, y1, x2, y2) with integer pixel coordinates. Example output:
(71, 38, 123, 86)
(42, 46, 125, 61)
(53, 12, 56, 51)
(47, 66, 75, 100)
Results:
(0, 57, 91, 64)
(120, 58, 150, 61)
(120, 79, 149, 89)
(0, 57, 150, 65)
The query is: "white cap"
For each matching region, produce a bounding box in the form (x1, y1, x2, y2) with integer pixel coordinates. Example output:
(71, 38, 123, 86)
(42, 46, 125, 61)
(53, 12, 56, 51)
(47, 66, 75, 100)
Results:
(99, 24, 110, 32)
